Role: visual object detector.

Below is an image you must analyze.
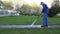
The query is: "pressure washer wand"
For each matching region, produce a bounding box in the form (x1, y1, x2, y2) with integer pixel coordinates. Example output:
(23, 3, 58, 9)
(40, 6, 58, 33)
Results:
(31, 16, 40, 26)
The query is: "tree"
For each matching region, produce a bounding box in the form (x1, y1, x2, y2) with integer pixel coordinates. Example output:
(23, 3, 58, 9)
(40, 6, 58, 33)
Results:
(16, 4, 43, 16)
(48, 0, 60, 17)
(3, 1, 13, 10)
(0, 0, 4, 9)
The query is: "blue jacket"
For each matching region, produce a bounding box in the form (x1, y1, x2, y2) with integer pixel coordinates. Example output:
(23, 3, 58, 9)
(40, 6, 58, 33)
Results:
(41, 2, 48, 14)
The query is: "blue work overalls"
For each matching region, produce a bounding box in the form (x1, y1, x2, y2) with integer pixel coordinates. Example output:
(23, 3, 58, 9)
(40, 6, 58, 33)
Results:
(41, 3, 48, 27)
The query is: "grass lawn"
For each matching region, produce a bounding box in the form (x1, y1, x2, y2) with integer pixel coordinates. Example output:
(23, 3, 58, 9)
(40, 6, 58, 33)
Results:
(0, 16, 60, 34)
(0, 15, 60, 24)
(0, 28, 60, 34)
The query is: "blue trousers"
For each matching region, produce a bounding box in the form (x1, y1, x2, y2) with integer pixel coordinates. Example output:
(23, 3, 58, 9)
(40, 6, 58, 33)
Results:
(42, 11, 48, 26)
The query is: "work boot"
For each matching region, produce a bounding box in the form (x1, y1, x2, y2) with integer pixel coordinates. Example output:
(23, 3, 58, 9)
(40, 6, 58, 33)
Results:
(41, 25, 48, 27)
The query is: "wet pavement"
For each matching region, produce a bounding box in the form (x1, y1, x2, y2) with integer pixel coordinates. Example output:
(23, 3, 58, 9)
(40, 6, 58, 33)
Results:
(0, 24, 60, 28)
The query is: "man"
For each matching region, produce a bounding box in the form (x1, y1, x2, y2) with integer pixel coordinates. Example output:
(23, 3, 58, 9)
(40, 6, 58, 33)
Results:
(41, 2, 49, 27)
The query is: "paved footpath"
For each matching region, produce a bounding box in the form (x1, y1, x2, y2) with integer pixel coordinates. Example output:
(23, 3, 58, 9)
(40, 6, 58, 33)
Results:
(0, 24, 60, 28)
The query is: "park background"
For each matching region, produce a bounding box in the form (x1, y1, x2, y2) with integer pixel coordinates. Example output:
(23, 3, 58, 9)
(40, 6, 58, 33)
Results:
(0, 0, 60, 34)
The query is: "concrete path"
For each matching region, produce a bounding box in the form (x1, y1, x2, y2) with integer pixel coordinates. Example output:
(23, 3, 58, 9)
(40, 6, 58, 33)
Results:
(0, 24, 60, 28)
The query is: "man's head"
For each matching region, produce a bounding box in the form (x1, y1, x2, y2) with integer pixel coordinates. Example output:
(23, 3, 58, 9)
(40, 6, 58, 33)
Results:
(41, 2, 44, 5)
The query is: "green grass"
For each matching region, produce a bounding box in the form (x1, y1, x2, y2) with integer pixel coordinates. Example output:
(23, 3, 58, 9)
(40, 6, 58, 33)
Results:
(0, 28, 60, 34)
(0, 16, 60, 24)
(48, 16, 60, 24)
(0, 16, 60, 34)
(0, 16, 38, 24)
